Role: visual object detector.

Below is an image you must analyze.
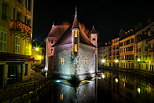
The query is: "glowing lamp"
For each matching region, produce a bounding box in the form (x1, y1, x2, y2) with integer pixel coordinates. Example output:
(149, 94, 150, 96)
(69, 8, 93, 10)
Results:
(137, 88, 141, 94)
(35, 47, 39, 51)
(101, 74, 106, 79)
(115, 78, 118, 83)
(101, 59, 106, 63)
(115, 59, 119, 63)
(137, 58, 141, 62)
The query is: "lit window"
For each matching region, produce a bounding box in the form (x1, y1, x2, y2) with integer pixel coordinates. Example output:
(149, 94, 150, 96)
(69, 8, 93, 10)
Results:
(74, 30, 78, 37)
(61, 58, 64, 64)
(74, 44, 78, 52)
(15, 36, 20, 53)
(25, 38, 30, 55)
(0, 31, 7, 52)
(84, 58, 87, 64)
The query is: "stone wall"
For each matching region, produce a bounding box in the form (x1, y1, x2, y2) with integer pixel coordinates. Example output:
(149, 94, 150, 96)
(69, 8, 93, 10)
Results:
(52, 43, 96, 80)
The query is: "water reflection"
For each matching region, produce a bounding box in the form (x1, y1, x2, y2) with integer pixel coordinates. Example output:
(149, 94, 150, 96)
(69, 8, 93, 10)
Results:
(98, 71, 154, 103)
(40, 79, 97, 103)
(31, 70, 154, 103)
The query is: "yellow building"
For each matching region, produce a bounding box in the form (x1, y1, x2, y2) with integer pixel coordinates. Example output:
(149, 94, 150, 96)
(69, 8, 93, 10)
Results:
(147, 38, 154, 71)
(134, 22, 154, 71)
(0, 0, 34, 87)
(111, 37, 119, 67)
(119, 30, 135, 69)
(32, 46, 44, 66)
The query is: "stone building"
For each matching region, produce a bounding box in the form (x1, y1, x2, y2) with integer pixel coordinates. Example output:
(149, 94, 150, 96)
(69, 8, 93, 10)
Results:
(45, 11, 98, 81)
(0, 0, 34, 87)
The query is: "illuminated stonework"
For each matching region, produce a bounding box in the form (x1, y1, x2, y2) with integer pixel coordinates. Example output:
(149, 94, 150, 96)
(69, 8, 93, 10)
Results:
(45, 12, 98, 81)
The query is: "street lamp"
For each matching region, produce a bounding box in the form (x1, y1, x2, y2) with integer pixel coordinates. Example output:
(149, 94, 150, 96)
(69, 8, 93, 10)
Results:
(101, 59, 106, 63)
(35, 47, 40, 51)
(114, 59, 119, 63)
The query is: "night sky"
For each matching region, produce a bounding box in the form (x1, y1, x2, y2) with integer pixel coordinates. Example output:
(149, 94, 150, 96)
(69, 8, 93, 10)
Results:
(33, 0, 154, 47)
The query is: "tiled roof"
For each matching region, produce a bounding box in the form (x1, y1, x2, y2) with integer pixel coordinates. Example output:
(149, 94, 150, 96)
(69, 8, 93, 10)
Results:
(89, 26, 98, 36)
(72, 17, 79, 29)
(47, 25, 69, 38)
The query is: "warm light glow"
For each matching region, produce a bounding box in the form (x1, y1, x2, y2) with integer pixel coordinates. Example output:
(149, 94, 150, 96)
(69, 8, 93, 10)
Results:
(74, 30, 78, 37)
(137, 88, 141, 94)
(35, 47, 39, 51)
(101, 59, 106, 63)
(74, 44, 78, 52)
(115, 59, 119, 63)
(115, 78, 118, 83)
(137, 58, 141, 62)
(61, 58, 64, 64)
(60, 94, 64, 100)
(101, 74, 106, 79)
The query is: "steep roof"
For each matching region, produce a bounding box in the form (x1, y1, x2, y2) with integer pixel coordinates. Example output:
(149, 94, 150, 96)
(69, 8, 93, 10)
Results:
(89, 26, 98, 35)
(53, 23, 95, 47)
(47, 25, 69, 38)
(53, 24, 73, 46)
(72, 17, 79, 29)
(79, 24, 95, 47)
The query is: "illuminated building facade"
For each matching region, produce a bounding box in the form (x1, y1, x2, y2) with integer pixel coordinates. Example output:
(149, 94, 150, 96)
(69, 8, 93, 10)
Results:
(98, 42, 111, 67)
(32, 46, 44, 66)
(119, 33, 135, 69)
(0, 0, 34, 87)
(111, 37, 119, 67)
(135, 22, 154, 71)
(45, 11, 98, 80)
(99, 21, 154, 72)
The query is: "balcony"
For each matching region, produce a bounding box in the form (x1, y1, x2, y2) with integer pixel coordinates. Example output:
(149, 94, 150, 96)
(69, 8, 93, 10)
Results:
(10, 20, 31, 37)
(148, 48, 154, 52)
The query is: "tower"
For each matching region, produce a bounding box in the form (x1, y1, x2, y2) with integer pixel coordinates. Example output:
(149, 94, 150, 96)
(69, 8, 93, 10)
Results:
(72, 7, 79, 55)
(89, 26, 98, 47)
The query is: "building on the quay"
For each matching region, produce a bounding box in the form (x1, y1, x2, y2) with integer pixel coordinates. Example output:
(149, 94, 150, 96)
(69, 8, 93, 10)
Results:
(134, 22, 154, 71)
(111, 37, 120, 67)
(0, 0, 34, 87)
(32, 46, 44, 66)
(45, 10, 98, 81)
(98, 21, 154, 71)
(119, 29, 135, 69)
(147, 37, 154, 71)
(98, 42, 111, 67)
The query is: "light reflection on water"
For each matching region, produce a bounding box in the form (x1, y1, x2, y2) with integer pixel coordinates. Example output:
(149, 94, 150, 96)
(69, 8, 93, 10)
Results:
(31, 70, 154, 103)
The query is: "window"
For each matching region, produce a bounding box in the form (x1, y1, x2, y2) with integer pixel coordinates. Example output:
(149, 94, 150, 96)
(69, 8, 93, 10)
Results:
(2, 3, 8, 21)
(27, 19, 31, 26)
(0, 32, 7, 52)
(24, 64, 28, 76)
(17, 12, 22, 21)
(74, 30, 78, 37)
(51, 49, 53, 53)
(15, 36, 20, 53)
(84, 58, 87, 64)
(74, 44, 78, 52)
(25, 38, 30, 55)
(61, 58, 64, 64)
(92, 38, 96, 41)
(17, 0, 22, 3)
(28, 0, 31, 11)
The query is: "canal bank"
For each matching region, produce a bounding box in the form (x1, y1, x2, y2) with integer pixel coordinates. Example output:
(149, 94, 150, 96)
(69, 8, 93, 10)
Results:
(0, 70, 52, 103)
(99, 66, 154, 83)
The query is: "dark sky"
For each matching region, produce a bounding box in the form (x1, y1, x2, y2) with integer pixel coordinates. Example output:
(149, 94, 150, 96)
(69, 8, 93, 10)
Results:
(33, 0, 154, 47)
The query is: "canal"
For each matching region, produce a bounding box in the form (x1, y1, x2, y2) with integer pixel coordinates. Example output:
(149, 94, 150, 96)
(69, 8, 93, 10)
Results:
(29, 69, 154, 103)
